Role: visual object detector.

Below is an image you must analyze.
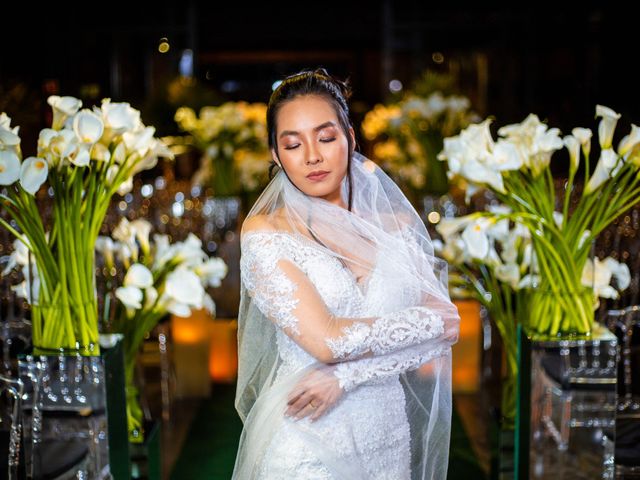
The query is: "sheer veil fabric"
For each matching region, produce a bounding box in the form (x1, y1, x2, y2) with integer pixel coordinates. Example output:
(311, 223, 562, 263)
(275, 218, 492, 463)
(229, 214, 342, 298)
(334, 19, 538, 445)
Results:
(233, 152, 460, 479)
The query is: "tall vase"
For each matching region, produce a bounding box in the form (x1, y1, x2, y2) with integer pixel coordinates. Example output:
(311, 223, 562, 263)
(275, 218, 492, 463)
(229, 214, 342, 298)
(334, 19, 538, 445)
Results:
(18, 346, 111, 478)
(515, 324, 618, 479)
(527, 286, 595, 338)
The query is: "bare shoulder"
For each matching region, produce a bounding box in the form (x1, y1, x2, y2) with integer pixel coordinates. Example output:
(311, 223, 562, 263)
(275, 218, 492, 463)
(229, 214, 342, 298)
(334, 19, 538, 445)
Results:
(241, 215, 277, 235)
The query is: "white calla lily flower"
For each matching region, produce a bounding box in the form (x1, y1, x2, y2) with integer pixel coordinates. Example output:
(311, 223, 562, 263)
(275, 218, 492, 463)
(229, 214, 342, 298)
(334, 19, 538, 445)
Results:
(47, 96, 82, 130)
(584, 148, 620, 193)
(73, 109, 104, 145)
(99, 99, 141, 134)
(124, 263, 153, 289)
(164, 268, 205, 307)
(462, 219, 491, 259)
(130, 219, 153, 253)
(0, 127, 21, 149)
(196, 257, 229, 287)
(144, 287, 158, 309)
(0, 150, 21, 185)
(617, 124, 640, 156)
(495, 263, 521, 289)
(571, 127, 592, 159)
(595, 105, 621, 149)
(603, 257, 631, 291)
(91, 143, 111, 162)
(116, 285, 143, 310)
(563, 135, 580, 173)
(19, 157, 48, 195)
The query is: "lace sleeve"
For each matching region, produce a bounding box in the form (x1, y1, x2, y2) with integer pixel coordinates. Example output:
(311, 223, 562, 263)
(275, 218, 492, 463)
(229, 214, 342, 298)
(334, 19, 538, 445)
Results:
(332, 344, 451, 392)
(241, 231, 446, 364)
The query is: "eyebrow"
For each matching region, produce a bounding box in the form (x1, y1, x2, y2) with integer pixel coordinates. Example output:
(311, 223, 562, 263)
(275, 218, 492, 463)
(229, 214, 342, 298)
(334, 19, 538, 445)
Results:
(279, 121, 337, 139)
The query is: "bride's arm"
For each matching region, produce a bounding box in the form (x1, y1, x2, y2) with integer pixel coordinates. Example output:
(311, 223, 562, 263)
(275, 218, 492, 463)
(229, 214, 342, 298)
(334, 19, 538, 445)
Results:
(241, 232, 457, 364)
(332, 342, 451, 392)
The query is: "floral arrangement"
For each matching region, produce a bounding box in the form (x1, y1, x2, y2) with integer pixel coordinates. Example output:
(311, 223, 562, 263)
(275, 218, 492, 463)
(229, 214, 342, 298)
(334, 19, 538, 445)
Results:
(438, 105, 640, 337)
(0, 97, 173, 353)
(174, 102, 271, 197)
(436, 207, 630, 423)
(361, 91, 479, 199)
(96, 217, 228, 442)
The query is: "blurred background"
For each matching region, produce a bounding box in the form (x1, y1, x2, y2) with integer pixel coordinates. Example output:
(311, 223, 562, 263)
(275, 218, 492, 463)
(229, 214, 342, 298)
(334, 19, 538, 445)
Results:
(2, 2, 639, 479)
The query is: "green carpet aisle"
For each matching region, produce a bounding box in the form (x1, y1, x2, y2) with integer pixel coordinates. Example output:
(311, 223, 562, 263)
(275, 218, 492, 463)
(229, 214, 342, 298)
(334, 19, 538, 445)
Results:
(170, 383, 485, 479)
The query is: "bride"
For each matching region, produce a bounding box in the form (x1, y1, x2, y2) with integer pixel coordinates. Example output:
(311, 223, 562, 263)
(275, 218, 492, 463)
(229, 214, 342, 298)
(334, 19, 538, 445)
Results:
(232, 68, 460, 479)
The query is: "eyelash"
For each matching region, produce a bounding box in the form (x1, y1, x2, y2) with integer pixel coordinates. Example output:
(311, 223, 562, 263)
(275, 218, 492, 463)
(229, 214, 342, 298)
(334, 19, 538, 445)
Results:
(284, 138, 336, 150)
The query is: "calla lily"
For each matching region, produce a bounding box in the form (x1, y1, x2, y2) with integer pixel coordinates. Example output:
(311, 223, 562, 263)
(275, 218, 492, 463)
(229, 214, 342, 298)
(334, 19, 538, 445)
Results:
(91, 143, 111, 162)
(98, 99, 141, 134)
(19, 157, 49, 195)
(603, 257, 631, 291)
(37, 128, 58, 157)
(123, 263, 153, 289)
(0, 150, 21, 185)
(203, 294, 216, 314)
(584, 148, 620, 193)
(489, 140, 523, 172)
(129, 219, 152, 254)
(617, 124, 640, 156)
(581, 256, 629, 301)
(436, 214, 479, 240)
(195, 257, 229, 288)
(163, 268, 205, 307)
(73, 109, 104, 145)
(495, 263, 521, 289)
(117, 177, 134, 195)
(67, 145, 91, 167)
(0, 112, 13, 130)
(595, 105, 621, 149)
(115, 285, 143, 310)
(563, 135, 580, 173)
(47, 96, 82, 130)
(123, 126, 155, 157)
(461, 219, 491, 260)
(0, 127, 21, 149)
(571, 127, 592, 159)
(144, 287, 158, 309)
(95, 236, 116, 270)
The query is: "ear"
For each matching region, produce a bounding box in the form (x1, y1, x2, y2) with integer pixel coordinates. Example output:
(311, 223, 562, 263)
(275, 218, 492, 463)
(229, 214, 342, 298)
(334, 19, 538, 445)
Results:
(348, 126, 356, 153)
(271, 148, 281, 167)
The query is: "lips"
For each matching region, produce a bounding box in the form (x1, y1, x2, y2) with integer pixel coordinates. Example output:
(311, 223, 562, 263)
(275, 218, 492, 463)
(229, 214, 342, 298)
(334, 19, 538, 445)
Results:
(306, 170, 330, 181)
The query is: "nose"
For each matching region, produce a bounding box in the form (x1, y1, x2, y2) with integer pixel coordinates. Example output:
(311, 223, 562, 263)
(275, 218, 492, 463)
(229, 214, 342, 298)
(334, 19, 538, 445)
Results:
(306, 143, 322, 165)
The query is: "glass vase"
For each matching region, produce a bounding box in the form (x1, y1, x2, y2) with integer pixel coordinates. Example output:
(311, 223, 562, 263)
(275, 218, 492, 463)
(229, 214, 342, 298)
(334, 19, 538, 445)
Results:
(526, 286, 595, 338)
(18, 345, 111, 479)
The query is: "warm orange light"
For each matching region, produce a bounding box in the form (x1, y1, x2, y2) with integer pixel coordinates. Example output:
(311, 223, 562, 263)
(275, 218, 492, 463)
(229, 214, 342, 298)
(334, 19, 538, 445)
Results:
(451, 299, 482, 393)
(172, 310, 210, 343)
(209, 318, 238, 382)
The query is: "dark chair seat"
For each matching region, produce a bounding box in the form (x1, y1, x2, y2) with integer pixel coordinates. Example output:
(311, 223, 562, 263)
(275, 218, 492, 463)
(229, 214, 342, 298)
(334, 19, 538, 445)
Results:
(540, 355, 617, 391)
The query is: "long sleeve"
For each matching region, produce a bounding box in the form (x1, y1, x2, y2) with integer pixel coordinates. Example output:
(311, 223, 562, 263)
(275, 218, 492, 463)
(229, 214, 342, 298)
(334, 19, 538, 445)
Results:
(240, 231, 446, 365)
(332, 343, 451, 392)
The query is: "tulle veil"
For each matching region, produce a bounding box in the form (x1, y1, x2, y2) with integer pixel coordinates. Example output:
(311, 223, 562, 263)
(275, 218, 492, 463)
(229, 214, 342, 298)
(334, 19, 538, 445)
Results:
(233, 151, 460, 479)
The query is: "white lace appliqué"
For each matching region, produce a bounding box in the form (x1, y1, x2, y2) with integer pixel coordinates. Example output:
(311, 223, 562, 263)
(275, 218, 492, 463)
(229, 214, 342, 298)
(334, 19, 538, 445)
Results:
(325, 306, 444, 360)
(333, 345, 451, 392)
(240, 233, 301, 335)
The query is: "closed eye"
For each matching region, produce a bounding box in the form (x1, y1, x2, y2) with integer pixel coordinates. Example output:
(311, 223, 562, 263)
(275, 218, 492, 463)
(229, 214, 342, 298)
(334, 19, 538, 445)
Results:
(320, 137, 336, 143)
(283, 144, 300, 150)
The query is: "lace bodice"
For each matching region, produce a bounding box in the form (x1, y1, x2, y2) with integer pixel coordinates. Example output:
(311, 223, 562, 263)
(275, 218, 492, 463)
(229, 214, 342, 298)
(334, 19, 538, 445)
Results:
(240, 230, 445, 390)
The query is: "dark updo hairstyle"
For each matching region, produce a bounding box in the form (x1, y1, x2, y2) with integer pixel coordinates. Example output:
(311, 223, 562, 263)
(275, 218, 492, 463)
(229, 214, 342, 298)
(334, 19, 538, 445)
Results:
(266, 67, 356, 210)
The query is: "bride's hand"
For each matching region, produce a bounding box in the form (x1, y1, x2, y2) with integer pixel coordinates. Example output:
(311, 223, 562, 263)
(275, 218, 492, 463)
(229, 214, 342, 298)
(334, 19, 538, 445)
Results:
(285, 366, 344, 421)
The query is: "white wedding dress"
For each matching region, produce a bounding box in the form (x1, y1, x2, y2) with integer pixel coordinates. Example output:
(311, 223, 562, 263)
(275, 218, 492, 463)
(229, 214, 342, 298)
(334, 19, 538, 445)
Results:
(240, 230, 451, 480)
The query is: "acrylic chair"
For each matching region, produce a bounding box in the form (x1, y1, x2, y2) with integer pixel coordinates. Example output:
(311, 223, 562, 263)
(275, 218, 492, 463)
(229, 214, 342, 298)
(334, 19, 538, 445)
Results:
(0, 374, 24, 480)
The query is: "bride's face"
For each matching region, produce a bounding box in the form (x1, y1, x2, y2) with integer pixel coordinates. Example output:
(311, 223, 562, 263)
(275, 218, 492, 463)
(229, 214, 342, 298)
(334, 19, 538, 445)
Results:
(273, 94, 354, 207)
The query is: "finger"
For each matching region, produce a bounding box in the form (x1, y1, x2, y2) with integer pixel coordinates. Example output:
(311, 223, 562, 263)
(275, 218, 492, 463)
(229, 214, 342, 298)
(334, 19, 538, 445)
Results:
(286, 394, 313, 417)
(310, 403, 328, 421)
(295, 402, 319, 420)
(286, 388, 305, 405)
